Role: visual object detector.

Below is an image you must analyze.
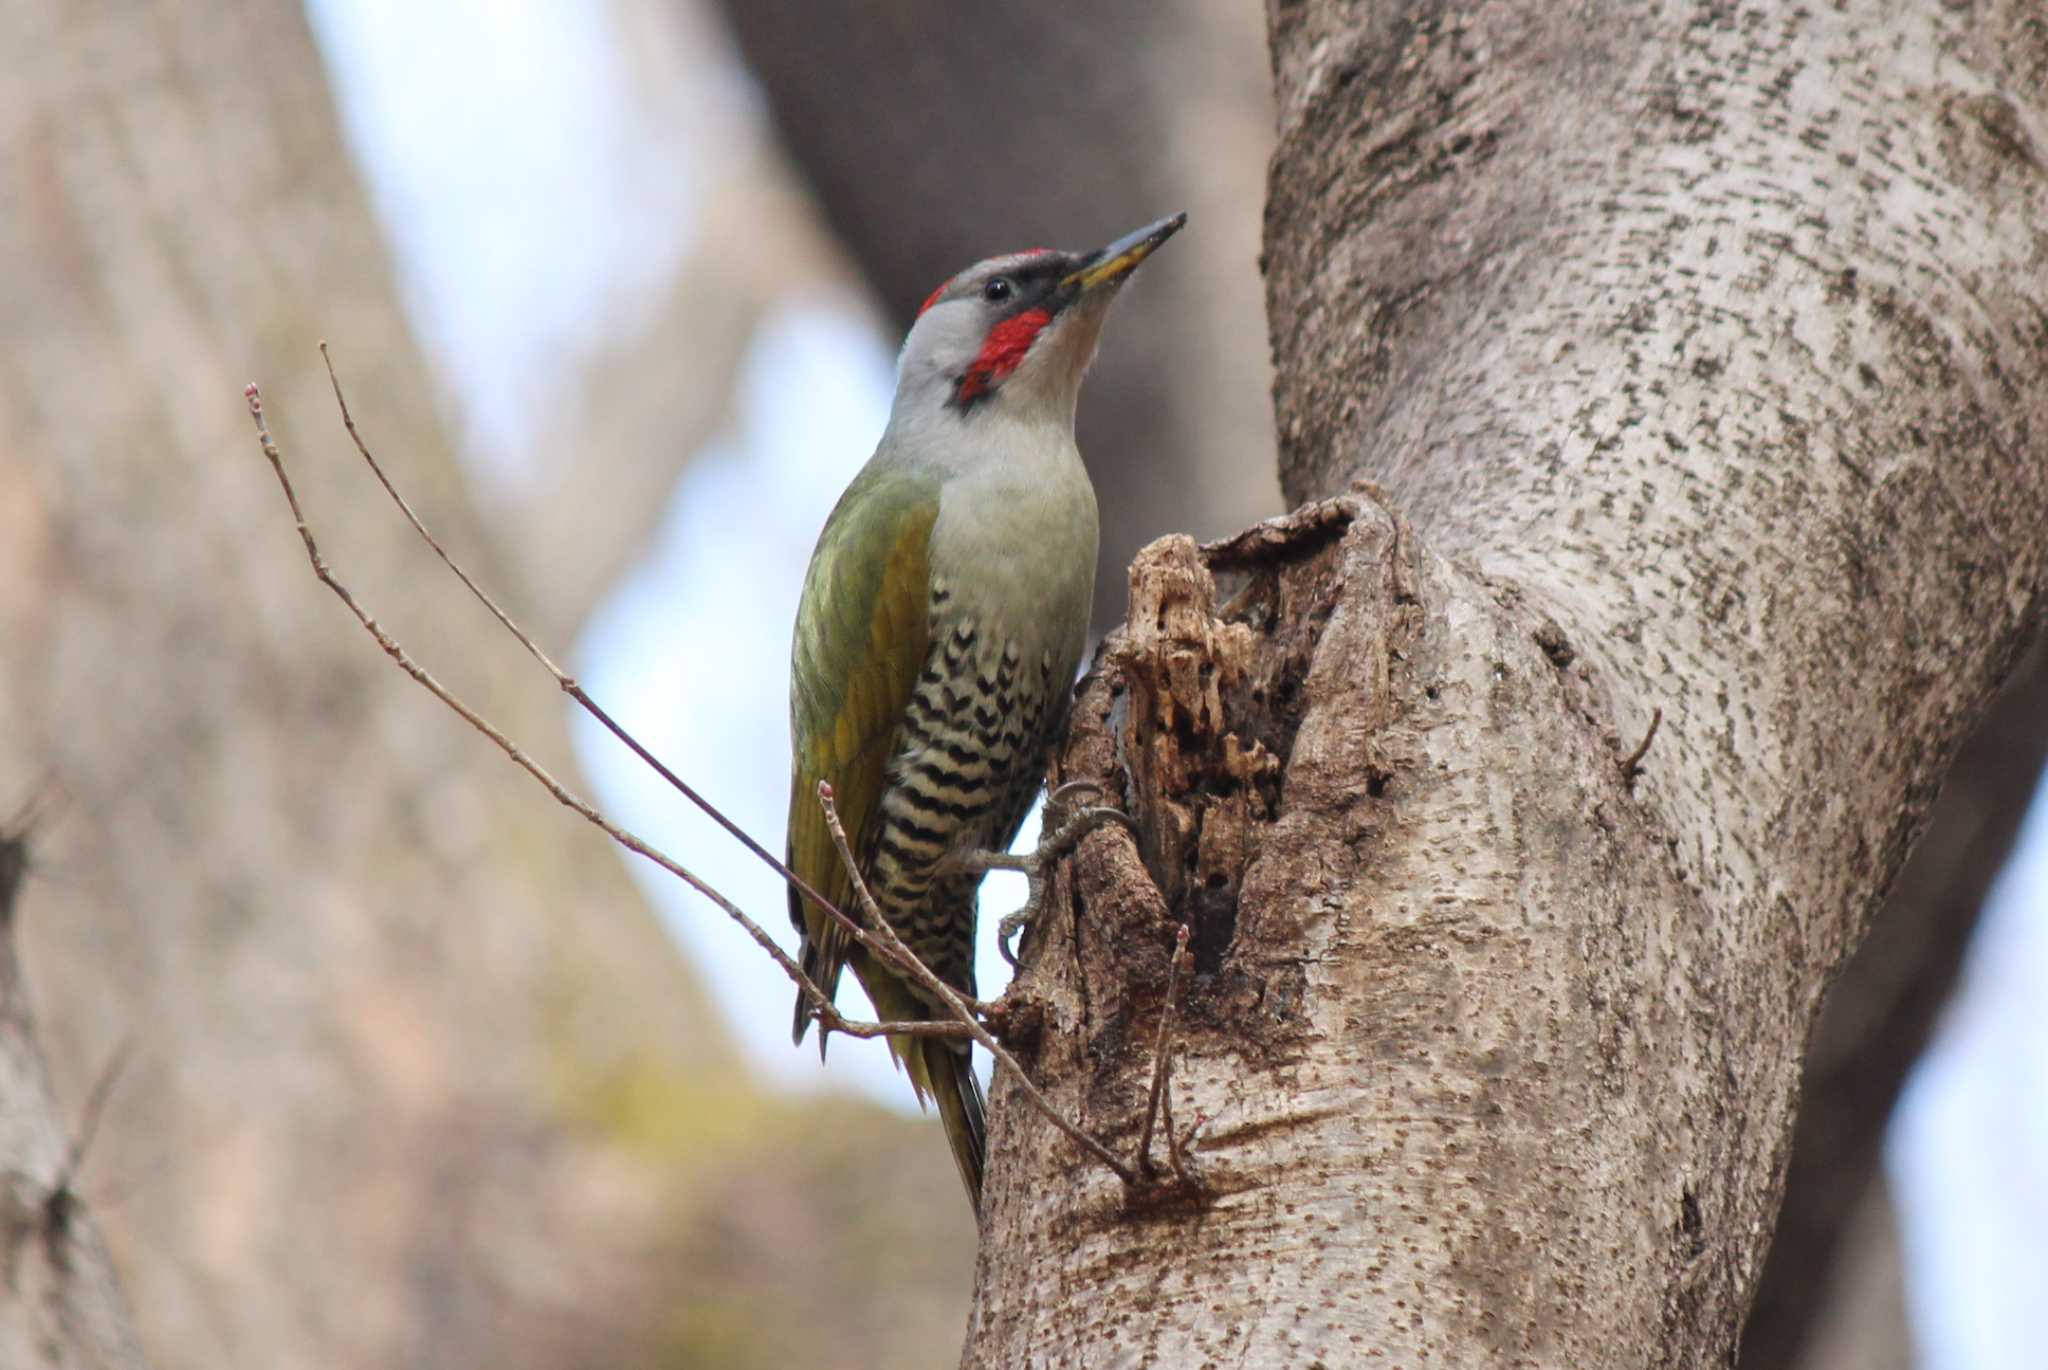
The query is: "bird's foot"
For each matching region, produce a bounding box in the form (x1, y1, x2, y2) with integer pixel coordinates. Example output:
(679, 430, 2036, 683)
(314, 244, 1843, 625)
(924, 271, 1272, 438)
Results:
(946, 781, 1134, 967)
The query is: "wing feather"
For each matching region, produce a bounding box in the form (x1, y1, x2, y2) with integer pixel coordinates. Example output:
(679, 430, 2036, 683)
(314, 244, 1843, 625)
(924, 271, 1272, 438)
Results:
(786, 464, 938, 1045)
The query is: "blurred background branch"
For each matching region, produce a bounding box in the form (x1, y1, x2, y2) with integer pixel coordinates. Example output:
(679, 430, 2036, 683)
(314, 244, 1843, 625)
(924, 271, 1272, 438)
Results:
(0, 823, 149, 1369)
(1748, 633, 2048, 1370)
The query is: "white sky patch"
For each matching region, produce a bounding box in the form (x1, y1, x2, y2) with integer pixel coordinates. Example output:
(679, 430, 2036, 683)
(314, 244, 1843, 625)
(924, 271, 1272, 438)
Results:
(304, 0, 698, 481)
(569, 305, 889, 1094)
(1891, 769, 2048, 1370)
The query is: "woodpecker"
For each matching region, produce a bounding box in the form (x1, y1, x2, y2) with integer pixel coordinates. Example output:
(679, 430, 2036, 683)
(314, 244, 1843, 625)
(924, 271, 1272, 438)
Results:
(786, 213, 1185, 1208)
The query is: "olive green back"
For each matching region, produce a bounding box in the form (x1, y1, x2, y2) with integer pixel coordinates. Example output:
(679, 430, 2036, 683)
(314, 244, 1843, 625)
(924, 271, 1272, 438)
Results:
(786, 463, 941, 1036)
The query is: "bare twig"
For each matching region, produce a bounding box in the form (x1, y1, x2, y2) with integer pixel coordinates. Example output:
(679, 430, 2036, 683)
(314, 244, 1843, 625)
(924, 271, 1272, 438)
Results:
(1622, 706, 1664, 779)
(1160, 1079, 1191, 1182)
(6, 781, 60, 840)
(58, 1037, 133, 1193)
(42, 1035, 136, 1236)
(242, 383, 964, 1050)
(1136, 924, 1190, 1176)
(256, 362, 1164, 1197)
(313, 346, 933, 999)
(818, 782, 1138, 1187)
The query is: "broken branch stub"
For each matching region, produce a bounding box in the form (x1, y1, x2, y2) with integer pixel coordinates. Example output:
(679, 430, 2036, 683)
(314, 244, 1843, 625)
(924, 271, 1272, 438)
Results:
(987, 495, 1413, 1214)
(1012, 497, 1388, 1123)
(1103, 500, 1369, 980)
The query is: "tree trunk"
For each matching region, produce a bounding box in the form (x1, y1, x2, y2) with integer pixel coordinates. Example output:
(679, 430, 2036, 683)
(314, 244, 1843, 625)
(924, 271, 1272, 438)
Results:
(965, 0, 2048, 1364)
(0, 831, 147, 1369)
(0, 2, 720, 1365)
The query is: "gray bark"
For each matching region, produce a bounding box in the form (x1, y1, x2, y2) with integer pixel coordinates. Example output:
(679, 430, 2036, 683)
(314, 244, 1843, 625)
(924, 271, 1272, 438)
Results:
(0, 3, 722, 1364)
(0, 2, 974, 1367)
(0, 830, 148, 1370)
(965, 0, 2048, 1364)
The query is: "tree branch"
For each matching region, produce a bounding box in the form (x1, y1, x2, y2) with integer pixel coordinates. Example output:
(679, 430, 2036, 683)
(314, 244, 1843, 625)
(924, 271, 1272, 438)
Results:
(1135, 923, 1190, 1179)
(242, 381, 963, 1049)
(265, 357, 1223, 1200)
(0, 821, 149, 1368)
(1742, 632, 2048, 1370)
(300, 351, 981, 1004)
(816, 783, 1138, 1187)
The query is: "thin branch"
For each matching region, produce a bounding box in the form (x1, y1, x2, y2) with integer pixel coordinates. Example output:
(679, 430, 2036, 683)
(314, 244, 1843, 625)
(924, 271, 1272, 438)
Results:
(1169, 1104, 1207, 1183)
(241, 383, 965, 1051)
(58, 1037, 133, 1194)
(42, 1035, 136, 1238)
(1160, 1073, 1191, 1182)
(257, 362, 1162, 1197)
(314, 345, 931, 999)
(1622, 706, 1664, 780)
(818, 781, 1138, 1186)
(1136, 923, 1190, 1176)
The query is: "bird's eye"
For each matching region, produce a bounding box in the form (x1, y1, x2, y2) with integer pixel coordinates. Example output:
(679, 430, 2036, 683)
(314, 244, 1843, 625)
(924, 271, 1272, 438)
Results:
(983, 277, 1014, 303)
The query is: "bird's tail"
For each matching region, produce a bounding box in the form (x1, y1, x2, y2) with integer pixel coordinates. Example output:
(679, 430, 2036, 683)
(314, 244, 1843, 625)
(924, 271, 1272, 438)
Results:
(911, 1035, 986, 1209)
(791, 929, 825, 1045)
(789, 885, 846, 1057)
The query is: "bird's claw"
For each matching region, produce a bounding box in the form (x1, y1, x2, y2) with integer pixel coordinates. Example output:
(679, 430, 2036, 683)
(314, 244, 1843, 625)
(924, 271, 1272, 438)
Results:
(993, 793, 1134, 968)
(995, 905, 1035, 969)
(1041, 778, 1116, 829)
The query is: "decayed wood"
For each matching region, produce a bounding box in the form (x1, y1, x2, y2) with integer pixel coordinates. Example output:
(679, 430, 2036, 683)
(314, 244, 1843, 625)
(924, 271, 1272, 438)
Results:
(964, 0, 2048, 1363)
(979, 492, 1718, 1364)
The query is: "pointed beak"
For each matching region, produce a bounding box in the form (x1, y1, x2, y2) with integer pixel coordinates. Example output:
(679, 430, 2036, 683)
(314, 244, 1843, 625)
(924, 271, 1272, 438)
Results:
(1060, 212, 1187, 294)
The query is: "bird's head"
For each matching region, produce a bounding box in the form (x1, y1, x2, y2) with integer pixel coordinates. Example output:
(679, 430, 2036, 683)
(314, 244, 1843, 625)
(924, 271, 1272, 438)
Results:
(890, 213, 1186, 431)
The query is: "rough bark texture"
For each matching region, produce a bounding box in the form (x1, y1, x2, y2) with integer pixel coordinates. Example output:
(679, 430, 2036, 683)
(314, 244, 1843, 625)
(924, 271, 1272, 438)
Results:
(964, 0, 2048, 1364)
(0, 831, 147, 1370)
(708, 0, 1282, 627)
(1744, 634, 2047, 1370)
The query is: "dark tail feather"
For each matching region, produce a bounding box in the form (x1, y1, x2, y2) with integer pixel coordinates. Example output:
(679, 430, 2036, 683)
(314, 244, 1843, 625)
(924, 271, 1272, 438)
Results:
(790, 883, 817, 1046)
(791, 930, 836, 1059)
(920, 1037, 987, 1210)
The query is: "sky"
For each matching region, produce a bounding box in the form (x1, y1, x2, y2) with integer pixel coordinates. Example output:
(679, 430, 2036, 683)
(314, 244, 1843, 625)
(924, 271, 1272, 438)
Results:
(304, 1, 2047, 1360)
(1891, 786, 2048, 1369)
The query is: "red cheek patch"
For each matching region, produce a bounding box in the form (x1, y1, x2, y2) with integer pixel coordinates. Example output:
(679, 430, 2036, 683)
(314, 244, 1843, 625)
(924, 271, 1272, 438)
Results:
(958, 307, 1052, 403)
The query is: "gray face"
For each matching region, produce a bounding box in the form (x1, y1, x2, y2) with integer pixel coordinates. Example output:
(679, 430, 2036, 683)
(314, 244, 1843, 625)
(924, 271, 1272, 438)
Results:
(900, 249, 1086, 415)
(891, 215, 1184, 429)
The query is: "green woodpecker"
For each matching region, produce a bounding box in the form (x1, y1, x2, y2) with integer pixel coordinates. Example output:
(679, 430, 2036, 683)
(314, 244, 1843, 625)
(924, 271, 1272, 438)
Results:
(786, 213, 1185, 1208)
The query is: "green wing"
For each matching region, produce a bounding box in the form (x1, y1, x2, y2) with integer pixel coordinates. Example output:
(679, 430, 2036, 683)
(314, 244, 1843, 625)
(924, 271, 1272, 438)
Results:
(786, 462, 938, 1046)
